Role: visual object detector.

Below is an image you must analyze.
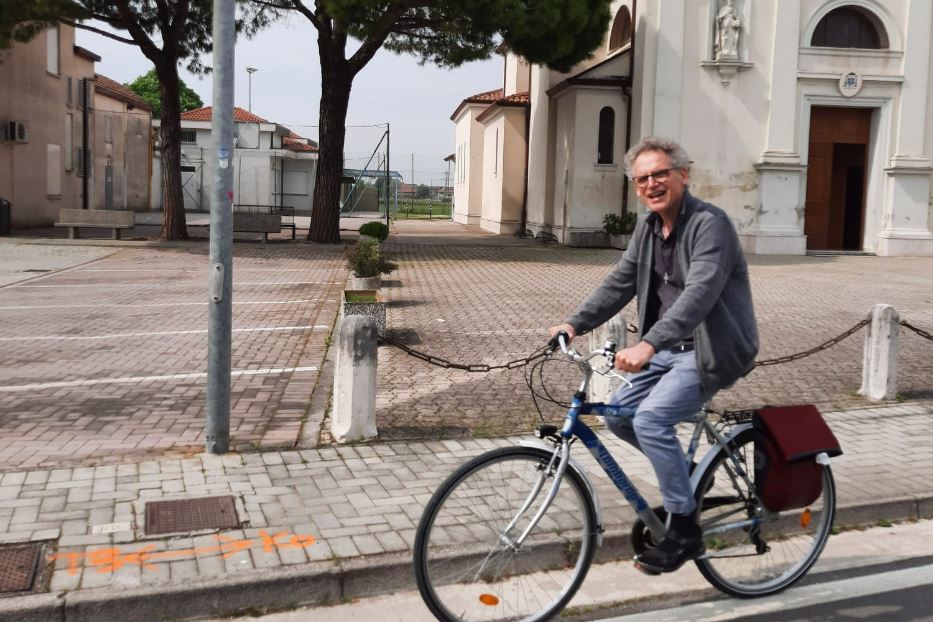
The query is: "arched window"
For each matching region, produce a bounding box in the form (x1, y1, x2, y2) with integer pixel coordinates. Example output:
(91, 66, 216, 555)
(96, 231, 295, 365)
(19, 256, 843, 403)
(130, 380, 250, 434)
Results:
(811, 6, 887, 49)
(597, 107, 615, 164)
(608, 7, 633, 52)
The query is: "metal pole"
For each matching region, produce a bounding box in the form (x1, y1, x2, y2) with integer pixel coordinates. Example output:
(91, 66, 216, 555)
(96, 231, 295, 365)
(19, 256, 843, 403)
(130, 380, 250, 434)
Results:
(246, 67, 257, 112)
(385, 123, 390, 227)
(206, 0, 235, 454)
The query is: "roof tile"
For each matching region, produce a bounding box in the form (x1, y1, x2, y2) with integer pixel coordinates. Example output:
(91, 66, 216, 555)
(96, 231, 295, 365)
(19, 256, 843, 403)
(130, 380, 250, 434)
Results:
(180, 106, 269, 123)
(95, 74, 152, 111)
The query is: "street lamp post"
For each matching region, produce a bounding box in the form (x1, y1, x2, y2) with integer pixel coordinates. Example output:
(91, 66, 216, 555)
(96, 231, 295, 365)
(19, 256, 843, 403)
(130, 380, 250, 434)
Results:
(246, 67, 258, 111)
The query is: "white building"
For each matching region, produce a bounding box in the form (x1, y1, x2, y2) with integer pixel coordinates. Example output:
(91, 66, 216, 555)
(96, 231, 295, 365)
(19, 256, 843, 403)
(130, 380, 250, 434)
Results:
(152, 106, 318, 214)
(453, 0, 933, 256)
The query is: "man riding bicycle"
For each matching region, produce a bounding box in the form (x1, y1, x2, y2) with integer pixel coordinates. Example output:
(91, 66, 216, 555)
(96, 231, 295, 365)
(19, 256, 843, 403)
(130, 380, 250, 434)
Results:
(549, 136, 758, 575)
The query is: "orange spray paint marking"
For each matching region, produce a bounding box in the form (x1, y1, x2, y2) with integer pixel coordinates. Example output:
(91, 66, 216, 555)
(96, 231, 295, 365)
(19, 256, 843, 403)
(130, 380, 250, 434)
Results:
(479, 594, 500, 606)
(47, 531, 318, 575)
(800, 509, 812, 528)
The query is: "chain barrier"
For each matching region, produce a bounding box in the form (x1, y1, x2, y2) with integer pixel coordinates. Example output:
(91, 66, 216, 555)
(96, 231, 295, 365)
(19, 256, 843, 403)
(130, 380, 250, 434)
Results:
(901, 320, 933, 342)
(754, 319, 869, 367)
(378, 334, 548, 372)
(379, 317, 932, 373)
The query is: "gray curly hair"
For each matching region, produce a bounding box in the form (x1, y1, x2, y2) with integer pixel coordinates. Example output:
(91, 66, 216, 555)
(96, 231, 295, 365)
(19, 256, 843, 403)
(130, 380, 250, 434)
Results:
(623, 137, 692, 178)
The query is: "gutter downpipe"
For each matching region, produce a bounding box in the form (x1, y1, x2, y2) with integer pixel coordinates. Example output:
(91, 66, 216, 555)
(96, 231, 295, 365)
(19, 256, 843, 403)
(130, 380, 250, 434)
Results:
(82, 79, 90, 210)
(622, 0, 637, 215)
(519, 64, 531, 236)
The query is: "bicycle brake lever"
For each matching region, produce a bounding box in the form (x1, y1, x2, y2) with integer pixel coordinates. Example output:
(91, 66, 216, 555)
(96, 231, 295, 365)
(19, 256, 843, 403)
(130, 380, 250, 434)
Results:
(599, 366, 634, 389)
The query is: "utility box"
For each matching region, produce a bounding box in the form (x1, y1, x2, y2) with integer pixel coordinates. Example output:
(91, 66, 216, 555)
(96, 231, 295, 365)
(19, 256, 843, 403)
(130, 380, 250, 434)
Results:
(0, 198, 10, 236)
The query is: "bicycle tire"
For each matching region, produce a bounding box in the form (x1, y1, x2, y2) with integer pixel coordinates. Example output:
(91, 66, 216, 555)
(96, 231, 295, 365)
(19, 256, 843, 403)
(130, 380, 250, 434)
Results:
(694, 427, 836, 598)
(414, 446, 598, 622)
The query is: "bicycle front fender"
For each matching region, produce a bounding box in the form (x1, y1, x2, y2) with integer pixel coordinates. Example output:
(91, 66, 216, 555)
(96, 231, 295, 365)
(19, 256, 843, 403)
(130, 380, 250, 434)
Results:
(518, 439, 604, 548)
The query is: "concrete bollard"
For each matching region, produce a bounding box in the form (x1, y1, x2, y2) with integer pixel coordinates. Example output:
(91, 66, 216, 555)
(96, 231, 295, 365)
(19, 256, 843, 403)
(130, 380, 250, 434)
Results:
(332, 316, 378, 443)
(588, 314, 629, 403)
(858, 304, 899, 402)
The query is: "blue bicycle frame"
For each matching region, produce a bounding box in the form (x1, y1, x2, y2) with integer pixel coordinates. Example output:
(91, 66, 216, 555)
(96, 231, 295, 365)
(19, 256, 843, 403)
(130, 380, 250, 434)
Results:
(557, 392, 671, 539)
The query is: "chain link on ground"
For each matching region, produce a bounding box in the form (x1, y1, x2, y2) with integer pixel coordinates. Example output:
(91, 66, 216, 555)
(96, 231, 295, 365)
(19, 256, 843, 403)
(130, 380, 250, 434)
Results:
(380, 317, 931, 373)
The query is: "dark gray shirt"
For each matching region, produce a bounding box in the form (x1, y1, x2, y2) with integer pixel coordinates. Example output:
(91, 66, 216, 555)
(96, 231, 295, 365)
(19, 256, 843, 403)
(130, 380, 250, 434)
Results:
(646, 216, 686, 336)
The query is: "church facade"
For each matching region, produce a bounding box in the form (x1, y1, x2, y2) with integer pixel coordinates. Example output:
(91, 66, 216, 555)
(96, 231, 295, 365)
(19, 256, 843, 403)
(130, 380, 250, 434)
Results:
(452, 0, 933, 256)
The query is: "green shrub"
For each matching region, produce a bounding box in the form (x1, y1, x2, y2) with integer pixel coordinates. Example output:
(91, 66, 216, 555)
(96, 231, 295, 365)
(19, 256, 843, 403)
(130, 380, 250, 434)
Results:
(358, 221, 389, 242)
(347, 240, 397, 278)
(603, 212, 637, 235)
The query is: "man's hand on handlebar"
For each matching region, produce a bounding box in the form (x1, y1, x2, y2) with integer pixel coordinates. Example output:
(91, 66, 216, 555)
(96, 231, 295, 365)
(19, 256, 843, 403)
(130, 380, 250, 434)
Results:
(546, 323, 577, 353)
(614, 341, 655, 372)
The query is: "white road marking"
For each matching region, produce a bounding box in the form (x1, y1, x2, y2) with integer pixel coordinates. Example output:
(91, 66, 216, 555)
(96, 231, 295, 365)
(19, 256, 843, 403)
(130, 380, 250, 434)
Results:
(0, 366, 319, 393)
(602, 563, 933, 621)
(15, 281, 341, 288)
(0, 325, 329, 342)
(80, 268, 320, 273)
(0, 299, 318, 310)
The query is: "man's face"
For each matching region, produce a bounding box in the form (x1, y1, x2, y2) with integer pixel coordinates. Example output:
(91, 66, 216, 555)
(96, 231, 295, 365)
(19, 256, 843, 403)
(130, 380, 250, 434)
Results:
(632, 150, 689, 218)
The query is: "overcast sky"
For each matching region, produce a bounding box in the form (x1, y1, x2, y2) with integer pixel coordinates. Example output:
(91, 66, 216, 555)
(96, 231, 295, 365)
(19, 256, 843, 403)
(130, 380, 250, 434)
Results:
(76, 13, 502, 184)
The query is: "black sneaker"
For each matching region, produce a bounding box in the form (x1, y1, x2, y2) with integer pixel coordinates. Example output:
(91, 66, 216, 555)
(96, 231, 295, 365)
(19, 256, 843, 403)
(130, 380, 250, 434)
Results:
(634, 529, 705, 575)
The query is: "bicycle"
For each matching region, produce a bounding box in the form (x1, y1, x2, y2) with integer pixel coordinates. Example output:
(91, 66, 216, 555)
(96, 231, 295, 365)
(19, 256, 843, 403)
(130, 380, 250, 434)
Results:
(413, 334, 837, 622)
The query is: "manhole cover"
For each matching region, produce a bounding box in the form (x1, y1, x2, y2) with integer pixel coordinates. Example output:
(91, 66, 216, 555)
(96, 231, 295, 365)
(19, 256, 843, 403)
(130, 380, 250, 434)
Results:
(0, 544, 41, 593)
(145, 496, 239, 535)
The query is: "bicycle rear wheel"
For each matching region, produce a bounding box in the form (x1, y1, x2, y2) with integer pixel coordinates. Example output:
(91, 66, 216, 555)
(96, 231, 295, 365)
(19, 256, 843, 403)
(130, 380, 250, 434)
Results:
(414, 446, 598, 622)
(694, 428, 836, 597)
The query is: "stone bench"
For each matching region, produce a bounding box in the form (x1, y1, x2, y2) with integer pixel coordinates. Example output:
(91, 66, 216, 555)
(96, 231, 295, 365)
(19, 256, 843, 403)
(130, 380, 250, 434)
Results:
(56, 209, 135, 240)
(232, 212, 282, 243)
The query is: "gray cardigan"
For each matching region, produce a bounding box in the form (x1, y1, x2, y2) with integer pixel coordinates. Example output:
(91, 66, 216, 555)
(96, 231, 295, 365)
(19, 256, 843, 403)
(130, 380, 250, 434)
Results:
(567, 191, 758, 394)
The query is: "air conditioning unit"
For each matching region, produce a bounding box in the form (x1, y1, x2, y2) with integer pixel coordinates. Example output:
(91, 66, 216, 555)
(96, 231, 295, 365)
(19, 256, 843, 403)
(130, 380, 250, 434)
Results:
(3, 120, 28, 143)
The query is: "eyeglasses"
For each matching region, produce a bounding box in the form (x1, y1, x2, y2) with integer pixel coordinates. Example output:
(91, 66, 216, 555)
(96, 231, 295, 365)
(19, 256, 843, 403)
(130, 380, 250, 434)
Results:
(632, 168, 675, 188)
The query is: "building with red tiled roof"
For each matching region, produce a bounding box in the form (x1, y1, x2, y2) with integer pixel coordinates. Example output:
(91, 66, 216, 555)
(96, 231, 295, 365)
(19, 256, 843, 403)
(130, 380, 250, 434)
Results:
(451, 8, 630, 244)
(152, 107, 318, 214)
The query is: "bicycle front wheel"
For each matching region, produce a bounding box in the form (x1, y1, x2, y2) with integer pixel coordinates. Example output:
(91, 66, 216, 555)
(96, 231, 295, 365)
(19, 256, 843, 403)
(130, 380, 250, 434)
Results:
(414, 446, 598, 622)
(694, 428, 836, 597)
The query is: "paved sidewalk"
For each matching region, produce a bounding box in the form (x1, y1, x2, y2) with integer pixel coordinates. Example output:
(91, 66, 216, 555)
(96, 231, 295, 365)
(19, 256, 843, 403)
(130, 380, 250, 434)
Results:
(1, 401, 932, 621)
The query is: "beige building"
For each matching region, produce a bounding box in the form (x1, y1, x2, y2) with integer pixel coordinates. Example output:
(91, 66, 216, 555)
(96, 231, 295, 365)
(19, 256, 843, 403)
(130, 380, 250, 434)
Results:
(455, 0, 933, 256)
(91, 75, 153, 212)
(0, 23, 98, 228)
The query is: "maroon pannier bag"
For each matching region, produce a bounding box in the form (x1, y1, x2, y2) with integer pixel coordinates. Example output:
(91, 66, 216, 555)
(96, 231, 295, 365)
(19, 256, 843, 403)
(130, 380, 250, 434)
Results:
(753, 405, 843, 512)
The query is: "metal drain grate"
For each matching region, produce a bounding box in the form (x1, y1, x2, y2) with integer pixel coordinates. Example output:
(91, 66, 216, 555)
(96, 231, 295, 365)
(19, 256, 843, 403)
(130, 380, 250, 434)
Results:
(145, 496, 239, 535)
(0, 543, 41, 593)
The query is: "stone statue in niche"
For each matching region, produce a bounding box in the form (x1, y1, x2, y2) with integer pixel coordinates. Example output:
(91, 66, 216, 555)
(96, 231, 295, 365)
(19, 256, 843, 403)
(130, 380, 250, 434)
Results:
(715, 0, 741, 60)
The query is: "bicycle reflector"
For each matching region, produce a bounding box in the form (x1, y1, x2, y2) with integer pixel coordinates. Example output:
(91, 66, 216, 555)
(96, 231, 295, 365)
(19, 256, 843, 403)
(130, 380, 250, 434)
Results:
(800, 508, 812, 528)
(479, 594, 500, 606)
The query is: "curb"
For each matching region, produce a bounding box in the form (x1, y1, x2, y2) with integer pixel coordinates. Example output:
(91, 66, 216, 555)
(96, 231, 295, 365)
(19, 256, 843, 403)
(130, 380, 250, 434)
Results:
(3, 495, 931, 622)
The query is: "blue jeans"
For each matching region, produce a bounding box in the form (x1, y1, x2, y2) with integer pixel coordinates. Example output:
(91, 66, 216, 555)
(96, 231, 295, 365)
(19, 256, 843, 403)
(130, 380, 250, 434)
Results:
(605, 350, 710, 515)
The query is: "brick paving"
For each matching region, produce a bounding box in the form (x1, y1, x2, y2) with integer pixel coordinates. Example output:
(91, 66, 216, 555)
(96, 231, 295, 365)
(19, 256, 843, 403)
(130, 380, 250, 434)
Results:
(0, 402, 931, 617)
(376, 228, 933, 439)
(0, 241, 345, 470)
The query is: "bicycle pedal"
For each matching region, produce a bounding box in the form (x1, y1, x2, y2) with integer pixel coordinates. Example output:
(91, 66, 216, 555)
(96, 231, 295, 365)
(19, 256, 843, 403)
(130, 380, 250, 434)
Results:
(633, 559, 662, 576)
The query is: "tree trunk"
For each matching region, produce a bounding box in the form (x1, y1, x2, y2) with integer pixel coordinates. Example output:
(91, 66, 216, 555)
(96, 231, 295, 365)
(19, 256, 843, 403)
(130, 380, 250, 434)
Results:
(157, 64, 189, 240)
(308, 60, 353, 243)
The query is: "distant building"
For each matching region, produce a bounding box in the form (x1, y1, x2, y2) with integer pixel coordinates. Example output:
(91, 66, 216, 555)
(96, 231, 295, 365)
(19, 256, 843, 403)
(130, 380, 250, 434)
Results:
(0, 23, 98, 228)
(92, 74, 153, 212)
(152, 106, 319, 214)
